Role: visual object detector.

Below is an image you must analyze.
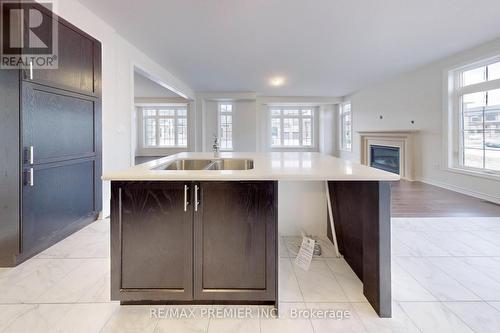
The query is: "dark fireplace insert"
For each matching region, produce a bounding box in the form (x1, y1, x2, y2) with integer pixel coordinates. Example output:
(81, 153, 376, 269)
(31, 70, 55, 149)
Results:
(370, 145, 400, 174)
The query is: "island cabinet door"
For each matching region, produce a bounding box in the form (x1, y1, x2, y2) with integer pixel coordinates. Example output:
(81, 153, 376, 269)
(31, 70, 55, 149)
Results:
(111, 181, 193, 301)
(193, 181, 277, 302)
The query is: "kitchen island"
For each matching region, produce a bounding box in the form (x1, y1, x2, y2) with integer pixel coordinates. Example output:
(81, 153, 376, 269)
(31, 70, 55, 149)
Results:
(103, 152, 399, 317)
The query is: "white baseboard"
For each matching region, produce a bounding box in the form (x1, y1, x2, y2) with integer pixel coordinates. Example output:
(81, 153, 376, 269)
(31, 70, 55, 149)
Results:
(419, 178, 500, 205)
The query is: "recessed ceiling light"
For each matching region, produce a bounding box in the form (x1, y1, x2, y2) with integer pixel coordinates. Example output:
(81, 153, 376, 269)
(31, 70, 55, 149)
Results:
(269, 77, 285, 86)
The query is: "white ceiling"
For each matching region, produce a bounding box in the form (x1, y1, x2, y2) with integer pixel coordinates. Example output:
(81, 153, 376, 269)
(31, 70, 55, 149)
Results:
(134, 71, 180, 98)
(80, 0, 500, 96)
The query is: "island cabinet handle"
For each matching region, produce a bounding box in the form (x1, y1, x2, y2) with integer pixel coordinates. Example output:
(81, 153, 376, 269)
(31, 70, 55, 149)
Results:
(194, 184, 200, 211)
(184, 185, 189, 212)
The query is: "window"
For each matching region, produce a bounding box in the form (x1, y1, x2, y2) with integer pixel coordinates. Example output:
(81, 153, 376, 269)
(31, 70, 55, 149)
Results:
(340, 102, 352, 151)
(450, 59, 500, 173)
(270, 106, 315, 147)
(218, 103, 233, 150)
(142, 105, 188, 148)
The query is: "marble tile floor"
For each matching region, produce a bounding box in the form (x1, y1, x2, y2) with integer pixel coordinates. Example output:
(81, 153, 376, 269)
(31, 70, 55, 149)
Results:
(0, 217, 500, 332)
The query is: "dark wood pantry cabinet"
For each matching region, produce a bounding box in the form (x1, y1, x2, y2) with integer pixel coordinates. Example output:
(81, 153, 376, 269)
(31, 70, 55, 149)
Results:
(110, 181, 277, 305)
(0, 2, 102, 266)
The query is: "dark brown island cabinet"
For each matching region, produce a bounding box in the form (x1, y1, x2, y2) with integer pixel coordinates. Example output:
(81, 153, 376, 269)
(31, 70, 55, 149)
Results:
(110, 181, 278, 306)
(0, 2, 102, 266)
(110, 179, 392, 317)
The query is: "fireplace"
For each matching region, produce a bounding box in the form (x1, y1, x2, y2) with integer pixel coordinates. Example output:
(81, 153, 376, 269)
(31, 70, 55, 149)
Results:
(370, 145, 400, 174)
(359, 131, 417, 180)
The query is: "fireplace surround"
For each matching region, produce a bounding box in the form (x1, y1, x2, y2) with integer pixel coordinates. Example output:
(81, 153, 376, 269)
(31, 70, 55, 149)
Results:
(359, 130, 418, 180)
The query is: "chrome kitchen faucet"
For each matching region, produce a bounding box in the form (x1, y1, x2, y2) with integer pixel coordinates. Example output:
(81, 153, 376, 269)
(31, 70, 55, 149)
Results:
(212, 135, 220, 158)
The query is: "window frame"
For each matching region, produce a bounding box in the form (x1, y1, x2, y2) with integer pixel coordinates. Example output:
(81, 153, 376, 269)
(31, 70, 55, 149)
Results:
(445, 55, 500, 178)
(269, 106, 316, 148)
(218, 102, 233, 151)
(340, 102, 352, 152)
(141, 104, 188, 148)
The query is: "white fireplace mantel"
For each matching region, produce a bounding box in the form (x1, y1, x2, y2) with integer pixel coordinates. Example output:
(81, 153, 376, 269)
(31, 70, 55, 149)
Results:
(358, 130, 418, 180)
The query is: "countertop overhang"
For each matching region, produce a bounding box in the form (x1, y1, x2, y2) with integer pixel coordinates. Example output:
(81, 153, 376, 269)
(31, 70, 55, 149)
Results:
(102, 152, 400, 181)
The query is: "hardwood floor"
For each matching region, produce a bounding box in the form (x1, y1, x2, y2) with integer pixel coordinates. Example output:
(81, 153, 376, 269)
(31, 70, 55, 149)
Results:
(391, 180, 500, 217)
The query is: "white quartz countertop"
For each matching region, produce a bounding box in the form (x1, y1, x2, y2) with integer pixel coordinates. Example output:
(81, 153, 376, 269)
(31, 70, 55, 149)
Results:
(102, 152, 400, 181)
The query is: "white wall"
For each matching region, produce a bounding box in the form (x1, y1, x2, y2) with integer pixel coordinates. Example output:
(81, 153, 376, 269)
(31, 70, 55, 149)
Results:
(278, 181, 328, 236)
(52, 0, 194, 216)
(338, 37, 500, 203)
(203, 100, 218, 150)
(319, 104, 338, 156)
(233, 100, 258, 151)
(134, 72, 180, 98)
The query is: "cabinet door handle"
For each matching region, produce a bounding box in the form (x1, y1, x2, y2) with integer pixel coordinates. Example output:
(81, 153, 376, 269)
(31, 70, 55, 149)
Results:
(29, 61, 33, 80)
(27, 146, 34, 165)
(25, 168, 34, 187)
(184, 185, 189, 212)
(194, 184, 200, 211)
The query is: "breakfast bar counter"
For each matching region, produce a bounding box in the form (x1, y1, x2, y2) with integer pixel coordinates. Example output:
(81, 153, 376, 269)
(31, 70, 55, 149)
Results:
(102, 152, 399, 182)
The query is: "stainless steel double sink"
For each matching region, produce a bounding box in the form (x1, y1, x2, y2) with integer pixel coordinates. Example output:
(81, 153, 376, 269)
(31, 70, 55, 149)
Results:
(153, 158, 254, 171)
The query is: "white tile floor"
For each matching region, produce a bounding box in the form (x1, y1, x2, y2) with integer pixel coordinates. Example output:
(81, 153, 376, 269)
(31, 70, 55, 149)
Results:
(0, 217, 500, 332)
